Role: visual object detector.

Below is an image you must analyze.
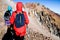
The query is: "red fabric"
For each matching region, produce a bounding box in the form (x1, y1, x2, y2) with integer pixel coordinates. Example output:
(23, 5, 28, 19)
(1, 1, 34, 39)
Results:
(16, 2, 22, 13)
(10, 2, 29, 37)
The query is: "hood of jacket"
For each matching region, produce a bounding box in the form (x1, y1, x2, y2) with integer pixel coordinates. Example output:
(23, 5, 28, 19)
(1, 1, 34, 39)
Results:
(7, 5, 12, 15)
(7, 5, 12, 11)
(16, 2, 23, 13)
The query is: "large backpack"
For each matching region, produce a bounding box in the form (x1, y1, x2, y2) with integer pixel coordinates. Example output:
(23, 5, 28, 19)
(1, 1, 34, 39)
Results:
(15, 11, 25, 28)
(4, 11, 11, 20)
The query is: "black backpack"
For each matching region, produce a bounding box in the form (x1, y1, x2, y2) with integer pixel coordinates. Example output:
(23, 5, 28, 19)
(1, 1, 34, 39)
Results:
(4, 11, 11, 20)
(15, 12, 25, 28)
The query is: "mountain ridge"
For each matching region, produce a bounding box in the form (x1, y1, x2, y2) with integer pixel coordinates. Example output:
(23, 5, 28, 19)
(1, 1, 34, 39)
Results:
(0, 0, 60, 40)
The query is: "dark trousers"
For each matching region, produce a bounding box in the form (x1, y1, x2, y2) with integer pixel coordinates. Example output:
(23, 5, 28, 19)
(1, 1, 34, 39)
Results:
(15, 36, 24, 40)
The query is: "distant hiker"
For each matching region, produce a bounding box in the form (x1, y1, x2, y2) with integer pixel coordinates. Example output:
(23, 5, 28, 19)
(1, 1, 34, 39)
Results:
(10, 2, 29, 40)
(3, 5, 15, 40)
(4, 5, 12, 27)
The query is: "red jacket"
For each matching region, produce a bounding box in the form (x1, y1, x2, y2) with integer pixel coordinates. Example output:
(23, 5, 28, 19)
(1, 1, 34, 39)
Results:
(10, 2, 29, 37)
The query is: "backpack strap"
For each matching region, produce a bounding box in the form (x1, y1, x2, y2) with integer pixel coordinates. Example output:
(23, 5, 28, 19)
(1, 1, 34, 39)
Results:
(22, 11, 24, 13)
(15, 11, 24, 14)
(14, 11, 24, 19)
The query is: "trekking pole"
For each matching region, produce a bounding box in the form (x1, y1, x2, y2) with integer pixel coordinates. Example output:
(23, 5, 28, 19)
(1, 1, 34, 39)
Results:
(26, 25, 31, 40)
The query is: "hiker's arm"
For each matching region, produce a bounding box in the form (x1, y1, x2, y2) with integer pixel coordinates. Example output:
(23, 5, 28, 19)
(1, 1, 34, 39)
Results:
(24, 12, 29, 25)
(10, 12, 15, 24)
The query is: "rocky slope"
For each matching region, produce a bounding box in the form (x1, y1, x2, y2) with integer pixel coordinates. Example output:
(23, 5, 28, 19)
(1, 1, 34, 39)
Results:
(24, 3, 60, 38)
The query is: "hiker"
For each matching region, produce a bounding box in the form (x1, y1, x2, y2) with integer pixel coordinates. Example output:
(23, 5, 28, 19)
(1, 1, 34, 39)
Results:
(10, 2, 29, 40)
(2, 5, 14, 40)
(4, 5, 12, 27)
